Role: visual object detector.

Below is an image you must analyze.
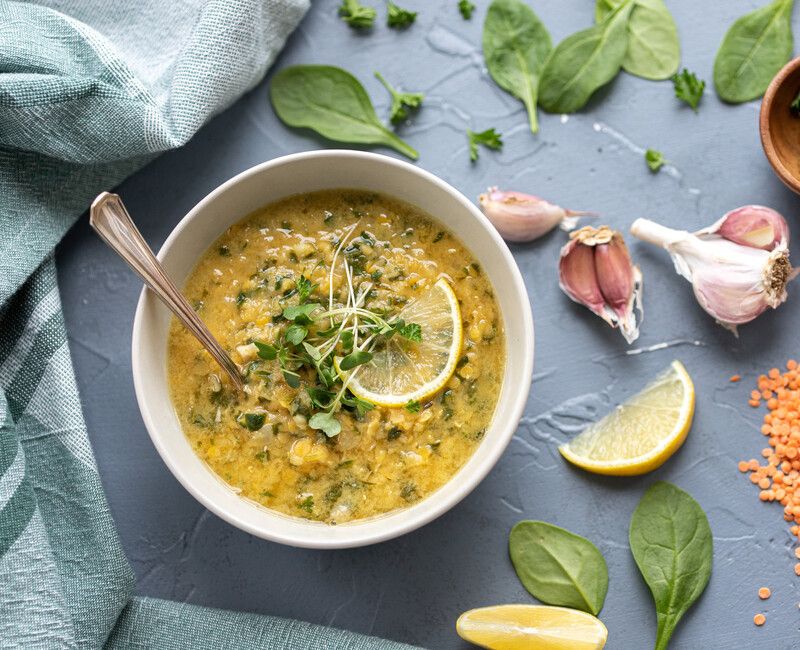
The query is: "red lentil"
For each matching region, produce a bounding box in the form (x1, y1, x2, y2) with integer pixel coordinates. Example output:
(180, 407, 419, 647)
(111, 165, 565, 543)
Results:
(739, 360, 800, 577)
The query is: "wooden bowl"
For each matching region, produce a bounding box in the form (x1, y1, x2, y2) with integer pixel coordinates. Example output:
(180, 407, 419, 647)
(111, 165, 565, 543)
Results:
(760, 57, 800, 194)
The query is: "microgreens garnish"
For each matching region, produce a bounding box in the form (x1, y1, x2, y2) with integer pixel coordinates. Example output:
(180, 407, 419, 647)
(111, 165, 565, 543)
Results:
(250, 225, 423, 437)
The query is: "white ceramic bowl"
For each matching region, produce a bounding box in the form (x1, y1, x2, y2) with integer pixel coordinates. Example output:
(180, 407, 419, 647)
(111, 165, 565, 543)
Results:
(132, 150, 534, 549)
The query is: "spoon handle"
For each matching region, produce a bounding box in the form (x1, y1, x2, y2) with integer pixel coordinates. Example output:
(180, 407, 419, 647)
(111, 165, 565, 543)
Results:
(90, 192, 244, 392)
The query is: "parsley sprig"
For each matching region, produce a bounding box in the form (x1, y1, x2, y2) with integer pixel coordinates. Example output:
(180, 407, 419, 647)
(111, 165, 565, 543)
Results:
(672, 69, 705, 112)
(250, 226, 423, 438)
(468, 127, 503, 162)
(387, 2, 417, 28)
(458, 0, 475, 19)
(375, 72, 424, 124)
(338, 0, 377, 28)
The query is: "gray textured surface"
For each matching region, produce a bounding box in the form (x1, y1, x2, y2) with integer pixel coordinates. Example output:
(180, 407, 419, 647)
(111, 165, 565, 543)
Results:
(55, 1, 800, 648)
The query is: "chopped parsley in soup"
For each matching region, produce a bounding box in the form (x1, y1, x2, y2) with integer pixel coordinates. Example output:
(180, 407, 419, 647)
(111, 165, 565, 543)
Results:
(168, 189, 505, 523)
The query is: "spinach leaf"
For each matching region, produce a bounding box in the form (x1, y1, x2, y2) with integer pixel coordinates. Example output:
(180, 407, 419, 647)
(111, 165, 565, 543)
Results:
(629, 482, 713, 650)
(483, 0, 552, 132)
(509, 521, 608, 615)
(538, 0, 634, 114)
(713, 0, 794, 103)
(595, 0, 680, 80)
(270, 65, 418, 159)
(459, 0, 475, 19)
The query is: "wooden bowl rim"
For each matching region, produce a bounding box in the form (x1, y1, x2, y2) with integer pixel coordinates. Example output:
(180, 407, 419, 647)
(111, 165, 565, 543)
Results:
(760, 56, 800, 195)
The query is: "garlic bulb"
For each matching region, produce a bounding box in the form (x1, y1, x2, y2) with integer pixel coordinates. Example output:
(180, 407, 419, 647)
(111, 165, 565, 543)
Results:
(630, 207, 796, 334)
(559, 226, 643, 343)
(478, 188, 592, 242)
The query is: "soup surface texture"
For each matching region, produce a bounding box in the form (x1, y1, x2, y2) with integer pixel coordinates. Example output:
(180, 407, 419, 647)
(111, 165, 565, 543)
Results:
(168, 189, 505, 523)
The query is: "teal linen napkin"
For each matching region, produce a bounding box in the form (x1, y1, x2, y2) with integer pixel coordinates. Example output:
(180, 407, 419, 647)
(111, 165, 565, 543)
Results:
(0, 2, 420, 648)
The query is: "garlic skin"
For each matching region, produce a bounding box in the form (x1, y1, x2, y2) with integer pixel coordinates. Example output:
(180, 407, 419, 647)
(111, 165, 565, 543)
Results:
(630, 217, 796, 334)
(697, 205, 789, 251)
(478, 187, 592, 242)
(559, 226, 643, 343)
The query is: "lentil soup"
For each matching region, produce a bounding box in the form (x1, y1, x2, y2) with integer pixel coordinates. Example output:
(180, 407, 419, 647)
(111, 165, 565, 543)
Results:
(167, 189, 505, 523)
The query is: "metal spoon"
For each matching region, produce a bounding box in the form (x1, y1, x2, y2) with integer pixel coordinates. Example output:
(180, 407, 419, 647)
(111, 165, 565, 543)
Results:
(90, 192, 245, 392)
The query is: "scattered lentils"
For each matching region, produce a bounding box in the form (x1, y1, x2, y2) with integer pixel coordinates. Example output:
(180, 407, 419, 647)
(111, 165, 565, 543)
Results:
(758, 587, 771, 599)
(754, 613, 766, 626)
(740, 360, 800, 574)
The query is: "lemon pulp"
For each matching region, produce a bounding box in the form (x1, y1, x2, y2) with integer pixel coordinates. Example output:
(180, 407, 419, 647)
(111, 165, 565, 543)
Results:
(559, 360, 695, 476)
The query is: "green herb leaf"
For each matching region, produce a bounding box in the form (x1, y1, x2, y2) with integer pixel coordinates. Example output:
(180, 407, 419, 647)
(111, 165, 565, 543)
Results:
(672, 68, 705, 111)
(792, 89, 800, 115)
(254, 340, 278, 360)
(509, 520, 609, 615)
(338, 0, 376, 28)
(341, 394, 374, 416)
(238, 412, 266, 431)
(538, 0, 634, 114)
(468, 127, 503, 162)
(298, 495, 315, 513)
(302, 342, 322, 362)
(630, 482, 713, 650)
(387, 2, 416, 28)
(396, 321, 422, 342)
(297, 274, 316, 303)
(645, 149, 666, 172)
(270, 65, 418, 159)
(307, 387, 336, 409)
(595, 0, 680, 80)
(459, 0, 475, 19)
(375, 72, 425, 124)
(282, 369, 301, 389)
(339, 349, 374, 370)
(713, 0, 794, 103)
(309, 411, 342, 437)
(404, 399, 421, 413)
(284, 324, 308, 345)
(483, 0, 552, 133)
(282, 302, 321, 324)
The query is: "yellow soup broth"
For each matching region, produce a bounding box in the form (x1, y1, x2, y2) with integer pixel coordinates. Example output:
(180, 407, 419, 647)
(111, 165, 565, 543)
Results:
(167, 189, 505, 523)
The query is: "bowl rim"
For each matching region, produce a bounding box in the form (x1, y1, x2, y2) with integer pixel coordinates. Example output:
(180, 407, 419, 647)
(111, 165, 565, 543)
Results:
(131, 149, 534, 548)
(759, 56, 800, 195)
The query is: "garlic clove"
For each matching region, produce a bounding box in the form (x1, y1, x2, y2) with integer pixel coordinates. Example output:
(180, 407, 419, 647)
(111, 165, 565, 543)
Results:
(594, 235, 642, 343)
(559, 238, 610, 323)
(559, 226, 643, 343)
(478, 187, 593, 242)
(697, 205, 789, 251)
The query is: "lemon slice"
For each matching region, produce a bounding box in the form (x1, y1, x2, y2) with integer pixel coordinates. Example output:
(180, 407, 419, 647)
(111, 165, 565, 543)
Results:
(559, 360, 694, 476)
(457, 605, 608, 650)
(338, 278, 462, 407)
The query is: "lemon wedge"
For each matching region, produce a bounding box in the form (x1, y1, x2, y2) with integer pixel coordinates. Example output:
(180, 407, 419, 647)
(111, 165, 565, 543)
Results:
(337, 278, 462, 407)
(456, 605, 608, 650)
(559, 360, 694, 476)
